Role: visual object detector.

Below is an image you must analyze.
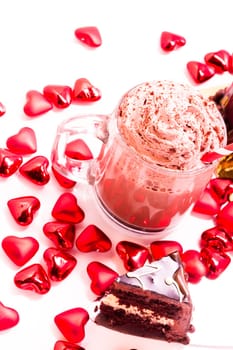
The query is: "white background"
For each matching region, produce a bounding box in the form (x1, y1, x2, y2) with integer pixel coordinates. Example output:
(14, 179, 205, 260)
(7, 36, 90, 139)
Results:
(0, 1, 233, 349)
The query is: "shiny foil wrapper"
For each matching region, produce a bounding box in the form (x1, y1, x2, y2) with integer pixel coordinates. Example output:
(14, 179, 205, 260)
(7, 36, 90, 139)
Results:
(216, 153, 233, 179)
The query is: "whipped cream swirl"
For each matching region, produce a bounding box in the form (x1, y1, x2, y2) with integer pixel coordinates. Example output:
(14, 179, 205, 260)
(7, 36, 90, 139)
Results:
(116, 80, 227, 170)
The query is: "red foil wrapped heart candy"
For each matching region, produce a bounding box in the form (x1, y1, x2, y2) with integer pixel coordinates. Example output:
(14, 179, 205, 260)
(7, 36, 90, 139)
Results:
(7, 196, 40, 226)
(54, 340, 85, 350)
(43, 85, 73, 109)
(54, 307, 89, 343)
(74, 26, 102, 48)
(160, 31, 186, 52)
(87, 261, 118, 296)
(43, 247, 77, 281)
(6, 127, 37, 155)
(2, 235, 39, 266)
(76, 224, 112, 252)
(19, 155, 50, 186)
(52, 193, 85, 224)
(72, 78, 101, 103)
(116, 240, 151, 271)
(186, 61, 215, 83)
(14, 263, 51, 294)
(0, 148, 23, 177)
(23, 90, 53, 117)
(43, 221, 76, 250)
(0, 302, 20, 330)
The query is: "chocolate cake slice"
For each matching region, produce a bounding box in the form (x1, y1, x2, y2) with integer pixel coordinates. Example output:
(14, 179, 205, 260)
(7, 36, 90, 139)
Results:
(95, 252, 193, 344)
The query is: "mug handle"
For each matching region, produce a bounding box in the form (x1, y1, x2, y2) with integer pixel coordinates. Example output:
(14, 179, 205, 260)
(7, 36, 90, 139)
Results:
(51, 114, 110, 184)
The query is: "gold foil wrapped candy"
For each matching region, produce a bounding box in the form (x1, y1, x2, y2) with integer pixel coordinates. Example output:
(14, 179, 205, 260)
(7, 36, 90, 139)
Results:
(216, 153, 233, 179)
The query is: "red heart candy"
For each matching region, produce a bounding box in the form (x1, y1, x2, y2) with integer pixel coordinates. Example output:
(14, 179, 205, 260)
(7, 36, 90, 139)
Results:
(160, 31, 186, 52)
(74, 26, 102, 48)
(181, 249, 207, 284)
(0, 302, 20, 330)
(0, 102, 6, 116)
(2, 235, 39, 266)
(200, 247, 231, 279)
(51, 166, 77, 188)
(52, 193, 85, 224)
(150, 240, 183, 260)
(23, 90, 53, 117)
(65, 139, 93, 160)
(192, 187, 221, 216)
(14, 263, 51, 294)
(200, 226, 233, 252)
(116, 240, 151, 271)
(186, 61, 215, 83)
(0, 148, 23, 177)
(43, 221, 76, 250)
(7, 196, 40, 226)
(19, 155, 50, 185)
(216, 201, 233, 234)
(43, 247, 77, 281)
(87, 261, 118, 295)
(54, 340, 85, 350)
(72, 78, 101, 102)
(43, 85, 73, 109)
(54, 307, 89, 343)
(204, 49, 231, 74)
(6, 127, 37, 155)
(76, 224, 112, 252)
(209, 178, 233, 205)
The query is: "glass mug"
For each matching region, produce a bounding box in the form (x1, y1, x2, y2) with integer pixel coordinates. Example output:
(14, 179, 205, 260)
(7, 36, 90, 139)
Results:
(51, 112, 221, 235)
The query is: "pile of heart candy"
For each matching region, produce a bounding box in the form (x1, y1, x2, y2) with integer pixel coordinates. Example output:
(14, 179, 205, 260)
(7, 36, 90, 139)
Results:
(1, 27, 233, 350)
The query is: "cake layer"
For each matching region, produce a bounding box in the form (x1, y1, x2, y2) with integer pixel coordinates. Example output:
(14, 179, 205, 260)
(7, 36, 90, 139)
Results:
(105, 280, 186, 318)
(96, 301, 191, 344)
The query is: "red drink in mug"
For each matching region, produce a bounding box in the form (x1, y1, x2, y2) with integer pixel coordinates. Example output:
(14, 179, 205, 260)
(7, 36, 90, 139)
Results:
(52, 81, 226, 234)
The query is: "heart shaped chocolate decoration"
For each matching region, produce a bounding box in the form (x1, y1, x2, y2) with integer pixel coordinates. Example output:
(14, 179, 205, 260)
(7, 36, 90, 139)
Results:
(54, 307, 89, 343)
(14, 263, 51, 294)
(2, 235, 39, 266)
(43, 247, 77, 281)
(76, 224, 112, 252)
(43, 84, 72, 109)
(7, 196, 40, 226)
(23, 90, 53, 117)
(54, 340, 85, 350)
(51, 166, 77, 188)
(6, 127, 37, 155)
(52, 192, 85, 224)
(65, 139, 93, 160)
(186, 61, 215, 83)
(0, 302, 20, 330)
(74, 26, 102, 47)
(204, 49, 231, 73)
(72, 78, 101, 102)
(150, 240, 183, 261)
(0, 148, 23, 177)
(19, 155, 50, 185)
(87, 261, 118, 296)
(116, 240, 151, 271)
(160, 31, 186, 51)
(43, 221, 76, 250)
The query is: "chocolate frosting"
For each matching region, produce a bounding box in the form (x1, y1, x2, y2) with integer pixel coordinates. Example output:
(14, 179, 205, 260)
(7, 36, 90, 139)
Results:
(117, 252, 190, 303)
